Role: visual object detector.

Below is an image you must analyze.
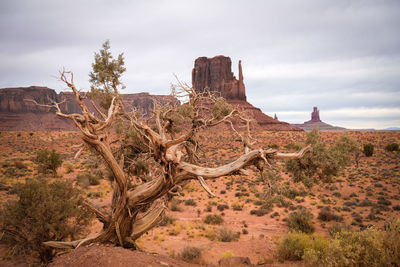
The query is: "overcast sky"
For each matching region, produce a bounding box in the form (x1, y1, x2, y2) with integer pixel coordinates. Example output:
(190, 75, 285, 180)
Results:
(1, 0, 399, 129)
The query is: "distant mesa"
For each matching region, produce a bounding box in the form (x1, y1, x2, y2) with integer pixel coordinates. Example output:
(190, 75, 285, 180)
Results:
(0, 86, 177, 131)
(292, 106, 347, 131)
(192, 55, 300, 131)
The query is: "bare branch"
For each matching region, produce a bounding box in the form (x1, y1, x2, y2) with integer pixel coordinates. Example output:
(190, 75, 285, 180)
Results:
(197, 176, 215, 197)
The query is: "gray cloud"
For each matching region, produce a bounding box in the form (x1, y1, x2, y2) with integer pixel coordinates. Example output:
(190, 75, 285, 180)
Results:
(1, 0, 399, 129)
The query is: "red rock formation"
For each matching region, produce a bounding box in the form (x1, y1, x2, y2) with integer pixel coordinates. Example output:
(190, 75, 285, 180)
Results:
(292, 106, 347, 131)
(0, 86, 58, 113)
(192, 56, 301, 131)
(192, 56, 246, 101)
(0, 87, 178, 131)
(310, 107, 321, 122)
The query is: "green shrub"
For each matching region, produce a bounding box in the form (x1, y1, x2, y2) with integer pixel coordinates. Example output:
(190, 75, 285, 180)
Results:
(184, 198, 197, 206)
(221, 250, 235, 259)
(34, 149, 63, 176)
(317, 207, 343, 222)
(231, 202, 244, 211)
(89, 175, 100, 185)
(217, 203, 229, 211)
(277, 231, 328, 262)
(287, 209, 315, 233)
(304, 227, 388, 266)
(0, 179, 92, 263)
(250, 208, 270, 216)
(278, 219, 400, 266)
(363, 143, 374, 157)
(204, 214, 223, 225)
(211, 97, 232, 119)
(64, 162, 74, 174)
(215, 227, 240, 242)
(385, 143, 399, 152)
(286, 129, 358, 187)
(177, 246, 202, 263)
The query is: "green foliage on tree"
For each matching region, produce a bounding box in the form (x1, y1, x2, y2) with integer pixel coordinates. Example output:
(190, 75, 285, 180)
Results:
(34, 148, 63, 176)
(0, 179, 92, 263)
(212, 97, 233, 119)
(89, 40, 126, 109)
(363, 143, 374, 157)
(286, 128, 358, 187)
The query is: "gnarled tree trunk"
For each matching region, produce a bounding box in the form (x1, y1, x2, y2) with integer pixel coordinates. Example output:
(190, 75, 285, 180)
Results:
(38, 71, 310, 249)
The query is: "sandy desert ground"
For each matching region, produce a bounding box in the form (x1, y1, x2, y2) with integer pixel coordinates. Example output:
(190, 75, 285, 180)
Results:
(0, 129, 399, 266)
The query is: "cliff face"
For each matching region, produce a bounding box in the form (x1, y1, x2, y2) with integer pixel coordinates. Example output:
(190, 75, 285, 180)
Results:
(192, 56, 246, 101)
(0, 87, 178, 131)
(0, 86, 58, 113)
(192, 56, 300, 131)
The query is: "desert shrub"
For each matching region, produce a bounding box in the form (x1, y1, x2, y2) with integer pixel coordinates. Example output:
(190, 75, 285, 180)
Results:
(170, 198, 182, 211)
(231, 202, 244, 211)
(304, 227, 394, 267)
(281, 185, 307, 199)
(363, 143, 374, 157)
(0, 179, 92, 262)
(221, 250, 235, 259)
(317, 207, 343, 222)
(277, 231, 328, 262)
(212, 227, 240, 242)
(184, 198, 197, 206)
(64, 162, 74, 173)
(34, 148, 62, 176)
(385, 143, 399, 152)
(278, 220, 400, 266)
(217, 203, 229, 211)
(250, 208, 270, 216)
(328, 223, 348, 237)
(377, 196, 392, 206)
(89, 175, 100, 185)
(177, 246, 202, 263)
(287, 209, 315, 233)
(159, 215, 176, 226)
(204, 214, 223, 225)
(76, 172, 99, 187)
(286, 129, 357, 187)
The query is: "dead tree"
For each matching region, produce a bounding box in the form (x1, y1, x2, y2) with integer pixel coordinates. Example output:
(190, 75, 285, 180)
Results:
(41, 71, 310, 249)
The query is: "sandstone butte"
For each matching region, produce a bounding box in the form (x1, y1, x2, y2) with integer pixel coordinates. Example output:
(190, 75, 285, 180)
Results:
(192, 55, 300, 131)
(292, 106, 347, 131)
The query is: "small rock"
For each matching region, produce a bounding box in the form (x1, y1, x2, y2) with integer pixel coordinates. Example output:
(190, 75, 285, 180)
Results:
(218, 256, 253, 266)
